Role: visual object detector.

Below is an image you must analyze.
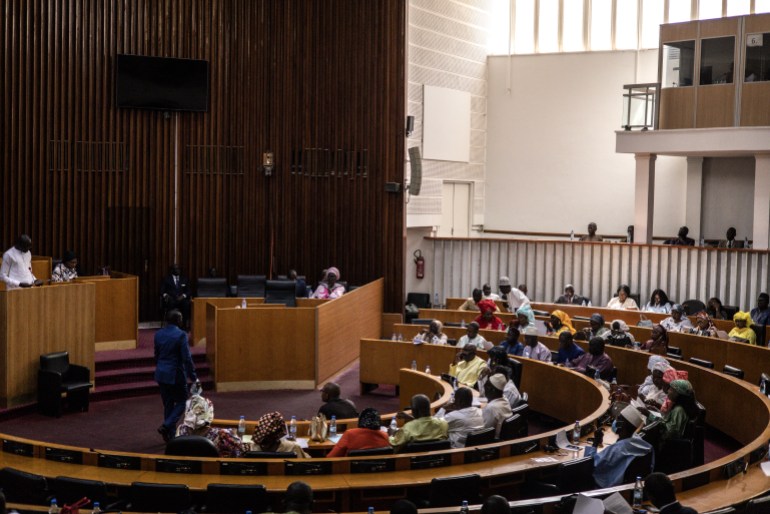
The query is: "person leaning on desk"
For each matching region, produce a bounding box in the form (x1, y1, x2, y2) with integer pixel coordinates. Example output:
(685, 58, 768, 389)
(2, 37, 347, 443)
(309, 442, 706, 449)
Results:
(0, 234, 43, 289)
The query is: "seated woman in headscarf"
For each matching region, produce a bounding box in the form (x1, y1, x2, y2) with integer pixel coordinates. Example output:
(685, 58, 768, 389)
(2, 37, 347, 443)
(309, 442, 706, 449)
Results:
(707, 297, 728, 320)
(251, 412, 310, 458)
(413, 319, 448, 345)
(546, 310, 576, 336)
(581, 313, 610, 340)
(728, 311, 757, 345)
(311, 267, 345, 299)
(642, 378, 699, 445)
(515, 304, 536, 330)
(640, 324, 668, 355)
(606, 319, 635, 347)
(659, 304, 693, 333)
(474, 299, 505, 331)
(637, 357, 673, 408)
(326, 408, 390, 457)
(658, 368, 689, 415)
(176, 394, 244, 458)
(688, 311, 718, 338)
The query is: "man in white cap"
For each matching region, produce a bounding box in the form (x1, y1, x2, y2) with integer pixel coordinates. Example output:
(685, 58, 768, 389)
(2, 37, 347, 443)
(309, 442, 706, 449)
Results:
(481, 373, 513, 438)
(584, 405, 654, 487)
(498, 276, 530, 313)
(521, 327, 552, 362)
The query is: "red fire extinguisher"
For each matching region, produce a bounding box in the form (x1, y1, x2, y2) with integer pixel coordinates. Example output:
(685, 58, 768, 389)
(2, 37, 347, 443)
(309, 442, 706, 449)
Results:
(414, 250, 425, 279)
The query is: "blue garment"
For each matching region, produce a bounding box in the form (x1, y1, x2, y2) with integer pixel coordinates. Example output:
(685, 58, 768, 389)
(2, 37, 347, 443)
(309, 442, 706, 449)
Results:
(555, 343, 585, 364)
(154, 325, 197, 433)
(500, 340, 524, 356)
(584, 436, 654, 488)
(295, 277, 308, 298)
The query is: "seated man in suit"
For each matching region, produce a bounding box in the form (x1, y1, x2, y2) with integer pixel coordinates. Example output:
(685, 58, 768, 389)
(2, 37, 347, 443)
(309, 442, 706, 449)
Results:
(718, 227, 743, 249)
(161, 263, 192, 325)
(584, 405, 653, 487)
(318, 382, 358, 420)
(644, 472, 698, 514)
(389, 394, 448, 451)
(664, 226, 695, 246)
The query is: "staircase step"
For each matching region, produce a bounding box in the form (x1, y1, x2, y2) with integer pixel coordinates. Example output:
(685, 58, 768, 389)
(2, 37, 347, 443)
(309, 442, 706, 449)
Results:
(95, 365, 211, 388)
(91, 377, 214, 402)
(95, 352, 208, 373)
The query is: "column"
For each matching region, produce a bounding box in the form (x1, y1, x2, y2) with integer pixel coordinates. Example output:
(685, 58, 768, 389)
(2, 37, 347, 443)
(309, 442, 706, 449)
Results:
(685, 157, 704, 240)
(634, 153, 656, 244)
(753, 154, 770, 250)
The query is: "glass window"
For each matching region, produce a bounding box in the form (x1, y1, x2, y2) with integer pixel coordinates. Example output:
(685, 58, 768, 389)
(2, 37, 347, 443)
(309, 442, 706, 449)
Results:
(562, 0, 584, 51)
(756, 0, 770, 14)
(487, 0, 512, 55)
(641, 0, 664, 49)
(616, 0, 639, 50)
(745, 33, 770, 82)
(662, 40, 695, 87)
(514, 0, 535, 54)
(668, 0, 691, 23)
(591, 0, 613, 50)
(726, 0, 750, 16)
(538, 0, 559, 52)
(700, 36, 735, 84)
(698, 0, 723, 19)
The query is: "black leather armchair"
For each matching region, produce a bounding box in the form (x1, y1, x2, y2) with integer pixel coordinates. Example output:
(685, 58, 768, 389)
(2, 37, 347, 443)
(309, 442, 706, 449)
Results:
(38, 351, 92, 417)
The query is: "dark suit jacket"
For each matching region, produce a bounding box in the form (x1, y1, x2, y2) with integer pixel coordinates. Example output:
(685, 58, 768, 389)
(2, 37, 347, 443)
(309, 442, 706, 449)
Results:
(718, 239, 744, 248)
(154, 325, 197, 385)
(161, 274, 192, 301)
(659, 501, 698, 514)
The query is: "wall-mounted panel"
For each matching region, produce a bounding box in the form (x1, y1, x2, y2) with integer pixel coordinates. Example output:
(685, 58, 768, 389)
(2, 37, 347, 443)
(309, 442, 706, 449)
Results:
(659, 88, 695, 128)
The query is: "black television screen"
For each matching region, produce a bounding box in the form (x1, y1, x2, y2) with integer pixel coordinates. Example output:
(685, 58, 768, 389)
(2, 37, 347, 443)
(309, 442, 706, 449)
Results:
(116, 54, 209, 112)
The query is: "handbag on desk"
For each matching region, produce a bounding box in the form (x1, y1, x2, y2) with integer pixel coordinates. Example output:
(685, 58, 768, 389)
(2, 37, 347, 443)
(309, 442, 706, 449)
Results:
(309, 413, 329, 442)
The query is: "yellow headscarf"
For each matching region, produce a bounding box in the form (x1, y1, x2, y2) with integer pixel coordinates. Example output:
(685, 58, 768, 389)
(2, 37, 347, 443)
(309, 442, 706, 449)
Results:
(551, 310, 576, 335)
(729, 311, 756, 345)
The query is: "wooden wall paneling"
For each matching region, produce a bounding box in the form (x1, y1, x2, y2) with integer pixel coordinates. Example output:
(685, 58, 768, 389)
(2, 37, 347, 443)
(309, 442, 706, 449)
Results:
(696, 84, 735, 127)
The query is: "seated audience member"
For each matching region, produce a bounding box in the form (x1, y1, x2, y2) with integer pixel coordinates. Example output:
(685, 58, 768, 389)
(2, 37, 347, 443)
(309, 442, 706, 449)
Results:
(51, 250, 78, 283)
(750, 292, 770, 345)
(718, 226, 743, 249)
(664, 226, 696, 246)
(481, 374, 514, 438)
(555, 284, 590, 306)
(311, 266, 345, 299)
(521, 327, 552, 362)
(566, 337, 613, 379)
(688, 311, 718, 338)
(516, 304, 536, 330)
(499, 325, 524, 356)
(658, 368, 689, 415)
(176, 393, 244, 457)
(638, 357, 673, 408)
(579, 222, 604, 242)
(436, 386, 484, 448)
(160, 263, 192, 323)
(640, 324, 669, 354)
(458, 321, 491, 350)
(644, 472, 698, 514)
(606, 319, 635, 347)
(449, 344, 488, 387)
(641, 379, 698, 444)
(643, 289, 673, 314)
(584, 405, 653, 488)
(284, 481, 314, 514)
(326, 408, 389, 457)
(391, 500, 418, 514)
(475, 299, 506, 331)
(547, 309, 576, 336)
(458, 288, 486, 312)
(318, 382, 358, 419)
(481, 495, 512, 514)
(413, 319, 448, 345)
(728, 311, 757, 345)
(554, 332, 584, 364)
(582, 313, 610, 340)
(607, 284, 639, 310)
(624, 224, 634, 243)
(289, 269, 308, 298)
(660, 304, 693, 333)
(251, 411, 310, 458)
(388, 394, 448, 450)
(498, 276, 530, 313)
(478, 347, 522, 407)
(482, 283, 499, 301)
(706, 297, 728, 320)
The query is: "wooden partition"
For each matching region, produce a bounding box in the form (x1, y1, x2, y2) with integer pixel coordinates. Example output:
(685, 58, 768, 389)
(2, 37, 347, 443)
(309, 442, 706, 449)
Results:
(76, 273, 138, 350)
(192, 297, 266, 347)
(0, 284, 95, 407)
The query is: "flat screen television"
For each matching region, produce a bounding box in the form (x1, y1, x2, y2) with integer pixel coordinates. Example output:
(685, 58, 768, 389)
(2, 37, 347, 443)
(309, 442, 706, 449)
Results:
(116, 54, 209, 112)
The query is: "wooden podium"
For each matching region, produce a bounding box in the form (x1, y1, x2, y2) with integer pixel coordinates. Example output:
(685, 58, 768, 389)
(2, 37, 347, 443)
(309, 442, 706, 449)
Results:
(76, 272, 139, 350)
(0, 284, 95, 408)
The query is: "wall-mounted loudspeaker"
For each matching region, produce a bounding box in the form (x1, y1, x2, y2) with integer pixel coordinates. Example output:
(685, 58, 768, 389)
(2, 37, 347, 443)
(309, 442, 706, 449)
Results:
(408, 146, 422, 196)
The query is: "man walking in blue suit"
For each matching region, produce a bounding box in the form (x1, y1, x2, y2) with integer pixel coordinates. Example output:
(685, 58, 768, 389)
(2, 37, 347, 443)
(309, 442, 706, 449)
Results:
(154, 309, 198, 442)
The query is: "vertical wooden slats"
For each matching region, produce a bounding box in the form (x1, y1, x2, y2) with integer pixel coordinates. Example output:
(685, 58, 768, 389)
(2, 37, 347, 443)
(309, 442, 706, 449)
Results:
(1, 0, 407, 319)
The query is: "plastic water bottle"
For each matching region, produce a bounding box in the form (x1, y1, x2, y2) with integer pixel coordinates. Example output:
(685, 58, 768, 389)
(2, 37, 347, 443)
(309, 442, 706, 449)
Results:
(633, 340, 641, 350)
(434, 293, 440, 309)
(397, 333, 403, 341)
(390, 416, 398, 434)
(761, 377, 767, 395)
(745, 236, 750, 249)
(573, 420, 581, 444)
(633, 476, 643, 509)
(49, 499, 59, 514)
(594, 369, 601, 381)
(91, 502, 101, 514)
(425, 365, 431, 375)
(460, 500, 470, 514)
(238, 415, 247, 438)
(699, 236, 705, 247)
(288, 416, 297, 440)
(241, 297, 247, 309)
(368, 507, 375, 514)
(391, 333, 397, 341)
(411, 360, 417, 371)
(329, 416, 337, 438)
(460, 319, 466, 328)
(570, 230, 574, 241)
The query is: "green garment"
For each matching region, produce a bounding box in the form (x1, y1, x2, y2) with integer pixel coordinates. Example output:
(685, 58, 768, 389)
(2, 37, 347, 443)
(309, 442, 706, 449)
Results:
(388, 416, 448, 449)
(660, 404, 689, 442)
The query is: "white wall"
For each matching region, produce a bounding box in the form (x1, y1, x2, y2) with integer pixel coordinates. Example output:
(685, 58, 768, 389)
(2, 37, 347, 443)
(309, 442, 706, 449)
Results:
(485, 50, 688, 237)
(701, 157, 755, 239)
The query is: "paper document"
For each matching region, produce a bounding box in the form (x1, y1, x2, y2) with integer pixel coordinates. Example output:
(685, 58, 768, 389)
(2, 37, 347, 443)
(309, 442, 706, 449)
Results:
(602, 492, 633, 514)
(555, 429, 581, 452)
(573, 494, 604, 514)
(761, 460, 770, 476)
